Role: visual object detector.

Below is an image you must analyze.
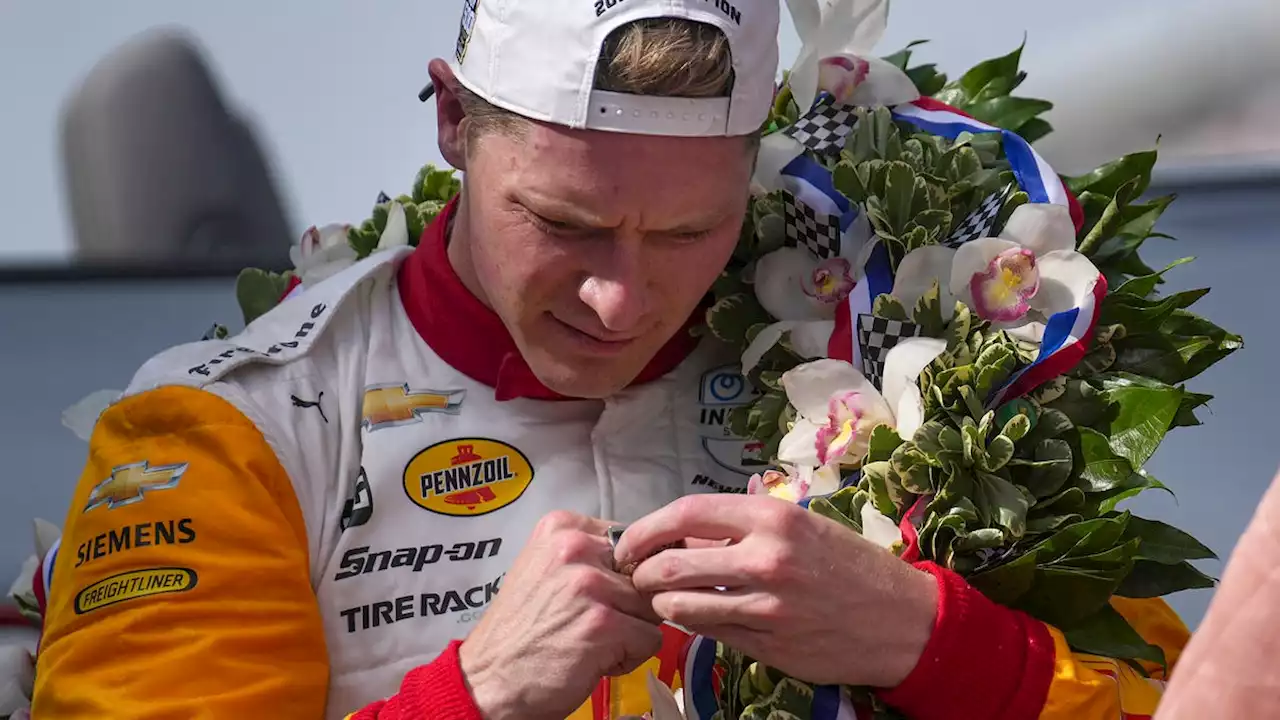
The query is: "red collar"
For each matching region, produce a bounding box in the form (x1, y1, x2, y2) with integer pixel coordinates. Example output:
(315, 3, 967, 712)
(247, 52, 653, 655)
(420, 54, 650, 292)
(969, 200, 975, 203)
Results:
(397, 196, 703, 401)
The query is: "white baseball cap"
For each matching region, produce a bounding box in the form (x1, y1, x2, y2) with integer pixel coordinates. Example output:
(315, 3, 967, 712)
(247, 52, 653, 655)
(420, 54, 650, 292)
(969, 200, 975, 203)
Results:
(446, 0, 780, 138)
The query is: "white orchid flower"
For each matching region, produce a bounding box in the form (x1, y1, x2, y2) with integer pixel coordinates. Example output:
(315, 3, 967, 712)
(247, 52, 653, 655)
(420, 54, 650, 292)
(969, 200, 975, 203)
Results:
(777, 339, 944, 471)
(949, 204, 1100, 343)
(0, 645, 33, 716)
(860, 501, 904, 551)
(290, 223, 356, 287)
(376, 201, 410, 250)
(786, 0, 920, 112)
(61, 388, 122, 442)
(747, 464, 842, 503)
(640, 670, 687, 720)
(289, 202, 410, 288)
(753, 0, 920, 194)
(891, 244, 960, 323)
(741, 212, 874, 374)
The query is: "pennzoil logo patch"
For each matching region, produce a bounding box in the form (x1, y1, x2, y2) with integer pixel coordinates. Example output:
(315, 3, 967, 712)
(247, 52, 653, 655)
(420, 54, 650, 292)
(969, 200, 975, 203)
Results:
(74, 567, 198, 614)
(403, 438, 533, 517)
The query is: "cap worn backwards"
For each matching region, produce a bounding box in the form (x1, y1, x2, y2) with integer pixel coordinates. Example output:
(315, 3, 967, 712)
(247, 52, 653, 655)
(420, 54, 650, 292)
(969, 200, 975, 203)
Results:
(447, 0, 780, 137)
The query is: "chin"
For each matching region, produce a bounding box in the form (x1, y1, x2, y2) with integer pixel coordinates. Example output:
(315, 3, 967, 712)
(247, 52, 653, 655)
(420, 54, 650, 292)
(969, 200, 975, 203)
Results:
(529, 357, 644, 400)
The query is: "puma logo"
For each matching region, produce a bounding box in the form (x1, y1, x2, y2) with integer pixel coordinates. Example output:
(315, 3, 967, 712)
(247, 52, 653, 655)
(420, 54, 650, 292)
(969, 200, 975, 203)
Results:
(291, 392, 329, 423)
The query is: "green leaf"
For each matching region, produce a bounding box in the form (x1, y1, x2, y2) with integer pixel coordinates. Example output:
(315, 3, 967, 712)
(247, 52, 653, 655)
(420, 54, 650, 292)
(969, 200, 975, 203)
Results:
(912, 280, 947, 337)
(1095, 470, 1172, 513)
(999, 411, 1033, 443)
(1116, 559, 1216, 598)
(1122, 516, 1217, 563)
(1100, 289, 1209, 333)
(1096, 375, 1183, 468)
(1023, 407, 1074, 445)
(808, 497, 861, 534)
(1018, 566, 1127, 628)
(416, 164, 461, 203)
(907, 63, 948, 97)
(1111, 327, 1241, 386)
(965, 97, 1053, 133)
(975, 471, 1029, 537)
(705, 293, 769, 346)
(873, 293, 912, 322)
(862, 462, 899, 516)
(969, 550, 1039, 605)
(235, 268, 294, 326)
(867, 424, 905, 464)
(1172, 391, 1213, 428)
(884, 161, 920, 233)
(1064, 604, 1166, 668)
(1077, 177, 1146, 256)
(348, 227, 380, 259)
(1076, 428, 1134, 493)
(892, 443, 934, 494)
(1017, 117, 1054, 144)
(982, 434, 1015, 471)
(1113, 257, 1195, 298)
(1013, 438, 1074, 499)
(1033, 516, 1127, 566)
(1063, 149, 1158, 199)
(951, 42, 1026, 103)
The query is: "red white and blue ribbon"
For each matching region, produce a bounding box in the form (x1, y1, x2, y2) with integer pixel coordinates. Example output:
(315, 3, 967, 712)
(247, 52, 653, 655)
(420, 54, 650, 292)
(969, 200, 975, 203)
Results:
(34, 536, 58, 619)
(680, 633, 863, 718)
(823, 97, 1100, 407)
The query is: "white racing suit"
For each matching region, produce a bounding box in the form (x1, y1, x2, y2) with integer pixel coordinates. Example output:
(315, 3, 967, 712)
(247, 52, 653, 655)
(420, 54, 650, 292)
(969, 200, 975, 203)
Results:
(32, 200, 1187, 720)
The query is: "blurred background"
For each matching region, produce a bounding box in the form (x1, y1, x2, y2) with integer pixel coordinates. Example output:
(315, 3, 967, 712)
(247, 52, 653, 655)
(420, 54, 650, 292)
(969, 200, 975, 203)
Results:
(0, 0, 1276, 634)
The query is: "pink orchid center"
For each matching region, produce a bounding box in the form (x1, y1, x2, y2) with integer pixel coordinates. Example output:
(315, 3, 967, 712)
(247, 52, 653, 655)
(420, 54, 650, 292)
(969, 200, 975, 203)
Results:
(802, 258, 856, 304)
(815, 390, 865, 465)
(817, 55, 871, 104)
(748, 469, 807, 502)
(970, 247, 1040, 322)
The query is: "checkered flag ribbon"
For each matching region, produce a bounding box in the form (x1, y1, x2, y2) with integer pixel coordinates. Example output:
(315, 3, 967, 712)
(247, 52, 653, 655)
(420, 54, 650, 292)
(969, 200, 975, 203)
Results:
(781, 191, 841, 260)
(943, 186, 1010, 248)
(857, 314, 923, 390)
(782, 101, 858, 156)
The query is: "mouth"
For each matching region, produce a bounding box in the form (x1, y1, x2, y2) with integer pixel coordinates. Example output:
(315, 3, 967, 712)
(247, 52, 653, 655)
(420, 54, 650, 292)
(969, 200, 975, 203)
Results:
(547, 315, 639, 355)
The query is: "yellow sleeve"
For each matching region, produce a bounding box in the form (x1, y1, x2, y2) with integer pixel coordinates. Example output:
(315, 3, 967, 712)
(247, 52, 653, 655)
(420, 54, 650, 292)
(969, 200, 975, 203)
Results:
(32, 385, 328, 718)
(1039, 597, 1190, 718)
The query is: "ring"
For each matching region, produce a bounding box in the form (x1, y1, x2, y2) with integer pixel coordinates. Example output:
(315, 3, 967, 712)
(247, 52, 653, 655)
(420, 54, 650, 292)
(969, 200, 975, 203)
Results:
(605, 525, 633, 575)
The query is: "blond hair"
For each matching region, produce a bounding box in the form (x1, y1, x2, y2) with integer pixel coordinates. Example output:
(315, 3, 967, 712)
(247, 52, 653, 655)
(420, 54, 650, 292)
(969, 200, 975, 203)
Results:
(456, 17, 742, 145)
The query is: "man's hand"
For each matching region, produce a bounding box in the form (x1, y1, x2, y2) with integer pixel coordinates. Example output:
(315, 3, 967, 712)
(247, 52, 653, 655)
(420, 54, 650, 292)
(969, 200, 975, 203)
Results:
(459, 510, 663, 720)
(614, 494, 939, 689)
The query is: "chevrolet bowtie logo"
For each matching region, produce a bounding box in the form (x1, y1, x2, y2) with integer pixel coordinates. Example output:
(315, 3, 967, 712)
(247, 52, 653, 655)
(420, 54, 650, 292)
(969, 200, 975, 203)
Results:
(85, 461, 187, 512)
(362, 384, 465, 431)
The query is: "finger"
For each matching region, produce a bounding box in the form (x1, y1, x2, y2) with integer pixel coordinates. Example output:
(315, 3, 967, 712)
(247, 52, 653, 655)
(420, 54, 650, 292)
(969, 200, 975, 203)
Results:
(650, 588, 779, 631)
(615, 495, 776, 566)
(596, 569, 665, 625)
(680, 623, 768, 655)
(629, 545, 753, 594)
(600, 611, 665, 677)
(536, 509, 615, 538)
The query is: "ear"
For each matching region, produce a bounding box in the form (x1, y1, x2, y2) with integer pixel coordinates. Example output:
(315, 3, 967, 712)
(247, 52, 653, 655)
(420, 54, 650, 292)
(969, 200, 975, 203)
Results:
(429, 59, 468, 170)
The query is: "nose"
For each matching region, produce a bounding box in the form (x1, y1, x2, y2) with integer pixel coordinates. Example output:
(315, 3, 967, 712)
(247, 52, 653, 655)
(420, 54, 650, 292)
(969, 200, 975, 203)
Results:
(578, 245, 647, 334)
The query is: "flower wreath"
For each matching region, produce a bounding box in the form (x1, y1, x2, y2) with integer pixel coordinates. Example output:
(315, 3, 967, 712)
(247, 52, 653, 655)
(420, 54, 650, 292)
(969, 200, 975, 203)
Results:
(44, 2, 1242, 719)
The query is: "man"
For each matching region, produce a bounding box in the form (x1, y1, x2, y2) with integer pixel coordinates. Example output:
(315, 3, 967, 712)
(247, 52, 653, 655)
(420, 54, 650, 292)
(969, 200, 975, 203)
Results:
(33, 1, 1188, 718)
(1155, 465, 1280, 719)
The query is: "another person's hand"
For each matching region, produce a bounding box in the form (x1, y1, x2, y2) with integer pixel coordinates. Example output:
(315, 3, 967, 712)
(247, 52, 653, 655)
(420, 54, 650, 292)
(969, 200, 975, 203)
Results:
(458, 511, 663, 720)
(615, 494, 938, 688)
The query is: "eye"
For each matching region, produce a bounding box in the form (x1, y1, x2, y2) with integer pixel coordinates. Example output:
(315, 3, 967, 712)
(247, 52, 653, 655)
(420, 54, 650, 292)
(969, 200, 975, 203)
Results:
(670, 228, 715, 244)
(526, 210, 589, 237)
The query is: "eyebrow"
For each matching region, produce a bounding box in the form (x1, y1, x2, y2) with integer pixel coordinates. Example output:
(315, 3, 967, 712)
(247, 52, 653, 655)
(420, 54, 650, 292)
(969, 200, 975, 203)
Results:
(513, 189, 730, 233)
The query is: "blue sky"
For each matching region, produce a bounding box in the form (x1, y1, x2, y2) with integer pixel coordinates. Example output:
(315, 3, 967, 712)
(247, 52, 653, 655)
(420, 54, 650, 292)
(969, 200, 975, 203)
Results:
(0, 0, 1195, 262)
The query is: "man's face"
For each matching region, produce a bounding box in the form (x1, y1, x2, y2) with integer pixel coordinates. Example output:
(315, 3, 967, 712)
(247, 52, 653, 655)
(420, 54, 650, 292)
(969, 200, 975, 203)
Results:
(452, 107, 753, 398)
